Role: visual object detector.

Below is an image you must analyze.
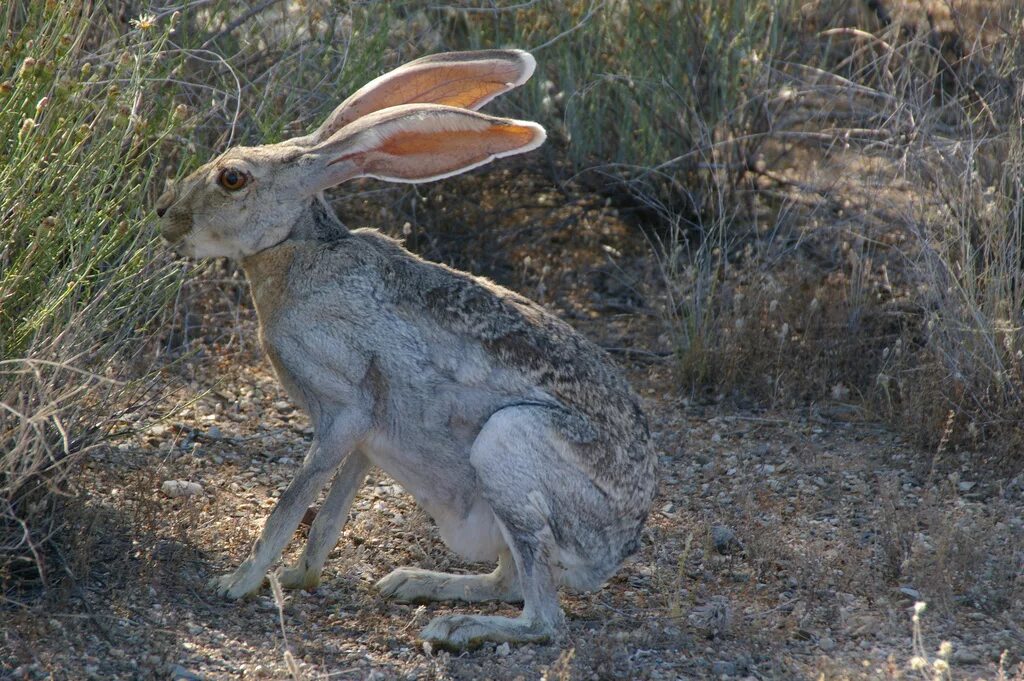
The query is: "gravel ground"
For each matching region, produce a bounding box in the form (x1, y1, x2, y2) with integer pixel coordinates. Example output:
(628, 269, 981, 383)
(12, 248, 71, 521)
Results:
(4, 337, 1022, 679)
(4, 174, 1024, 680)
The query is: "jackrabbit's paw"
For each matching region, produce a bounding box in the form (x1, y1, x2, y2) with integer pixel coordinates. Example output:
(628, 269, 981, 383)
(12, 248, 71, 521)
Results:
(208, 567, 263, 600)
(278, 563, 320, 591)
(420, 613, 554, 651)
(376, 567, 436, 602)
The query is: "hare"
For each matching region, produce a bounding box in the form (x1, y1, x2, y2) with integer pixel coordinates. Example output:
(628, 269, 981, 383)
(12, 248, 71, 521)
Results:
(155, 50, 656, 649)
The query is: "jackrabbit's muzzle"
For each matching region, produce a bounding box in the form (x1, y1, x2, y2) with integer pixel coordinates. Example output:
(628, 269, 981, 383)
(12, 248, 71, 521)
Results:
(155, 188, 193, 244)
(155, 187, 175, 218)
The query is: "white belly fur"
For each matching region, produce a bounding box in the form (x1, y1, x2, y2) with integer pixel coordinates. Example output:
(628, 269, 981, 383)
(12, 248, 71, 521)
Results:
(361, 434, 506, 563)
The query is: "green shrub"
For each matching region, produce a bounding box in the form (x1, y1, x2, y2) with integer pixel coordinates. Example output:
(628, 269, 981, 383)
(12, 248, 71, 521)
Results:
(0, 0, 399, 594)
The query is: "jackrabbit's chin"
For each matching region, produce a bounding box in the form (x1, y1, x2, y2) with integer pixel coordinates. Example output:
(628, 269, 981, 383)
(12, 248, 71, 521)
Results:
(164, 236, 194, 258)
(180, 232, 244, 260)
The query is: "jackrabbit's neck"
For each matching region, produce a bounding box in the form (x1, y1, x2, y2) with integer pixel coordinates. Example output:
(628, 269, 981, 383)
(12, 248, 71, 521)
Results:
(286, 194, 349, 243)
(241, 196, 348, 320)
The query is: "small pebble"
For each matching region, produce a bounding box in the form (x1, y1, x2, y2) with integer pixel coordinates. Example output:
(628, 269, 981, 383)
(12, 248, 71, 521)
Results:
(169, 665, 206, 681)
(711, 660, 736, 677)
(953, 649, 981, 665)
(712, 525, 741, 554)
(898, 586, 921, 600)
(161, 480, 203, 498)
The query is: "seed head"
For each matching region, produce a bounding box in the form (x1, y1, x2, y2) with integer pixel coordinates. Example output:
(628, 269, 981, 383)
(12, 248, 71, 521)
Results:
(18, 117, 36, 141)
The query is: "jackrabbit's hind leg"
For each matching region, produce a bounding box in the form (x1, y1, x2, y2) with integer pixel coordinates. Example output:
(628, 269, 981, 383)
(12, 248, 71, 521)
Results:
(279, 452, 371, 590)
(377, 549, 521, 604)
(418, 524, 562, 650)
(418, 407, 567, 649)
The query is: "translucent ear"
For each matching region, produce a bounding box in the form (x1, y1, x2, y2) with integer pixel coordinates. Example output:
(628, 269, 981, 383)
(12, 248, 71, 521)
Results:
(292, 50, 536, 147)
(303, 104, 545, 191)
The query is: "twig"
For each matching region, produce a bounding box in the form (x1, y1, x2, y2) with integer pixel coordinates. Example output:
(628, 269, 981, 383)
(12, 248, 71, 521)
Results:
(531, 0, 604, 52)
(200, 0, 286, 51)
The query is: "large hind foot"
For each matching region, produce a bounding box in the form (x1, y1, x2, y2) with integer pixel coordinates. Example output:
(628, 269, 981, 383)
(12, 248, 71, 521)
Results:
(420, 611, 558, 650)
(377, 551, 521, 603)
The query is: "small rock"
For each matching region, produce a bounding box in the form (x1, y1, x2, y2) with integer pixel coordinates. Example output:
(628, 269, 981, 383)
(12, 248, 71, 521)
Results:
(161, 480, 203, 498)
(898, 586, 921, 600)
(205, 425, 223, 440)
(749, 444, 771, 458)
(953, 649, 981, 665)
(711, 660, 736, 677)
(688, 596, 732, 635)
(712, 525, 741, 554)
(169, 665, 206, 681)
(495, 642, 511, 657)
(957, 481, 976, 492)
(818, 636, 836, 652)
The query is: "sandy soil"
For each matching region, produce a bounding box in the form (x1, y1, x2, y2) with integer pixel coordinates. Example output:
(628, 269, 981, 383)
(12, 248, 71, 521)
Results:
(3, 170, 1023, 681)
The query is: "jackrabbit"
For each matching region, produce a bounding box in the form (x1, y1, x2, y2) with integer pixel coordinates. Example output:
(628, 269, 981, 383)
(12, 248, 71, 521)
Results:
(155, 49, 656, 649)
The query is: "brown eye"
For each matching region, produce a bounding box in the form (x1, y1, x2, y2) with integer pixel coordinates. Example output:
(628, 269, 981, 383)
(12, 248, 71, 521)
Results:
(218, 168, 247, 191)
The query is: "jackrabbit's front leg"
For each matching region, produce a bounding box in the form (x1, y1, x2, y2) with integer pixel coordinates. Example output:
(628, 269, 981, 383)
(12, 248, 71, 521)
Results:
(279, 451, 371, 590)
(210, 415, 368, 599)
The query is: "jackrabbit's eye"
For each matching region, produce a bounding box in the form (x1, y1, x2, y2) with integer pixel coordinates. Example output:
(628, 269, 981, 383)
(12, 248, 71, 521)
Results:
(218, 168, 247, 191)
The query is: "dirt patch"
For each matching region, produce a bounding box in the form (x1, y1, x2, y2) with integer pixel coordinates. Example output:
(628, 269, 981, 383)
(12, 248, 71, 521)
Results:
(4, 359, 1022, 679)
(3, 170, 1023, 680)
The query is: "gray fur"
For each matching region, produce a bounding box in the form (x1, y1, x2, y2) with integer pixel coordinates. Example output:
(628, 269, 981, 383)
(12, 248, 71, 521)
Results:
(154, 51, 656, 649)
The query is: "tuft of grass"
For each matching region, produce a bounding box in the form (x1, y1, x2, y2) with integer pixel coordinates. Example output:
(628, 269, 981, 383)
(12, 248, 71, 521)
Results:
(1, 1, 183, 593)
(0, 0, 402, 597)
(436, 0, 796, 217)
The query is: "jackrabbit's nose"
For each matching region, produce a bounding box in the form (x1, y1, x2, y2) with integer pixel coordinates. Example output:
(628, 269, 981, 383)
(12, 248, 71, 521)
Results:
(155, 188, 175, 218)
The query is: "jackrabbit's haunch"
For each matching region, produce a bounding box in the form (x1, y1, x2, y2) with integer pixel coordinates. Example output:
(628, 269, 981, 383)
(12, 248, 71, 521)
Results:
(156, 49, 656, 649)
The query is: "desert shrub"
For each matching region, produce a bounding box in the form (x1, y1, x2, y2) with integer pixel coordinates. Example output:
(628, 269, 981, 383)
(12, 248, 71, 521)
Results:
(0, 0, 401, 597)
(426, 0, 797, 215)
(896, 96, 1024, 459)
(405, 0, 804, 389)
(0, 0, 184, 593)
(654, 0, 1024, 464)
(829, 2, 1024, 461)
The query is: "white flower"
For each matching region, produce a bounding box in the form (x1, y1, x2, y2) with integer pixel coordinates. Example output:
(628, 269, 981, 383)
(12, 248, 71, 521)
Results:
(131, 14, 157, 31)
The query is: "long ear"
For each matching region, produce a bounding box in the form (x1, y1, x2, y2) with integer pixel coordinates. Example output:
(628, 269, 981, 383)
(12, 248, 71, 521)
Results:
(301, 104, 545, 192)
(292, 50, 536, 147)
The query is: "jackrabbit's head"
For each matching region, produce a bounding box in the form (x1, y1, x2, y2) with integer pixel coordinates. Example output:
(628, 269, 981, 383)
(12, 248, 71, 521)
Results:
(155, 50, 544, 259)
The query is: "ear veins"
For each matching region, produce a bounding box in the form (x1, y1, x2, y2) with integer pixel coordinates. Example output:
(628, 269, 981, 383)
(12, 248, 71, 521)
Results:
(376, 126, 538, 156)
(391, 65, 517, 108)
(326, 126, 536, 168)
